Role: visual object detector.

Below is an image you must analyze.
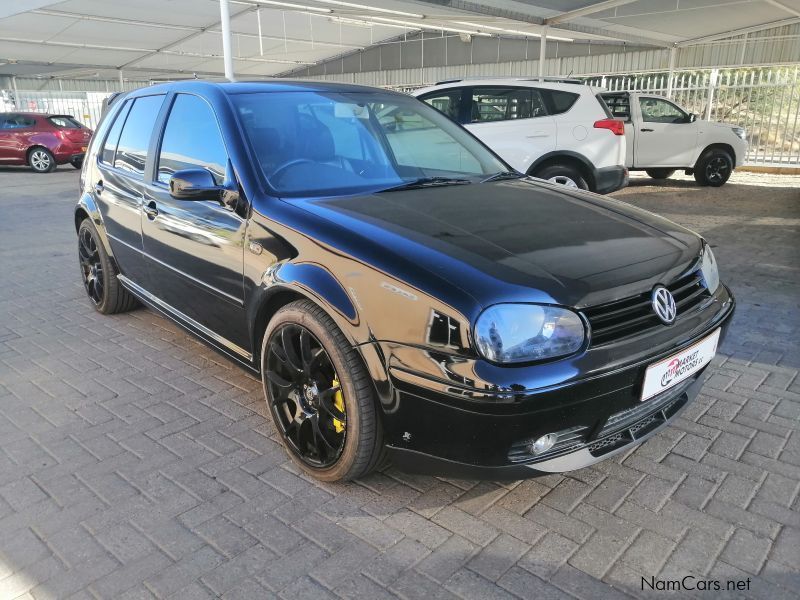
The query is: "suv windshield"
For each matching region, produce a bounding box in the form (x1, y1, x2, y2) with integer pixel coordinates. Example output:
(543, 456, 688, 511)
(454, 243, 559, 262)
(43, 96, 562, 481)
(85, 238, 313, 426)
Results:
(232, 90, 507, 197)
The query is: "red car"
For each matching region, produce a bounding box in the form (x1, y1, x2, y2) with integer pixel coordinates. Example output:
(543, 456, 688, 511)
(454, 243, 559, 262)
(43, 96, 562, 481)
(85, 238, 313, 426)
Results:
(0, 112, 93, 173)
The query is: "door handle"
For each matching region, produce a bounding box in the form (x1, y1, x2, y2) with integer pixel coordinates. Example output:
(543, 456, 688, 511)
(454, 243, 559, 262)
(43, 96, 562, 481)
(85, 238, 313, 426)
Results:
(526, 132, 550, 138)
(640, 128, 654, 132)
(143, 201, 159, 220)
(94, 181, 104, 194)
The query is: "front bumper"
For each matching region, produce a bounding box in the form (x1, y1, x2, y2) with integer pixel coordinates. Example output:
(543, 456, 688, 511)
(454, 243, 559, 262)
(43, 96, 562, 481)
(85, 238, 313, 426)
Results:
(379, 285, 735, 479)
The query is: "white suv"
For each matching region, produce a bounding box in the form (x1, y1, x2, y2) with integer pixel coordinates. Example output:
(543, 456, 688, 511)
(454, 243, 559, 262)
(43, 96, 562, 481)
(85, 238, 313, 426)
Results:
(413, 78, 628, 193)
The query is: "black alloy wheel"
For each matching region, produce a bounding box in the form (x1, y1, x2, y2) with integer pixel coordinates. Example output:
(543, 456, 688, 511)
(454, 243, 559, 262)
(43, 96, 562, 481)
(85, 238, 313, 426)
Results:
(79, 226, 104, 305)
(265, 323, 347, 468)
(705, 157, 730, 185)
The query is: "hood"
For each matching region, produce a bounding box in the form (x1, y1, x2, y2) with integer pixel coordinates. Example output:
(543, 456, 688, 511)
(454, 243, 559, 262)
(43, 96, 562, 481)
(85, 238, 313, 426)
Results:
(295, 179, 702, 308)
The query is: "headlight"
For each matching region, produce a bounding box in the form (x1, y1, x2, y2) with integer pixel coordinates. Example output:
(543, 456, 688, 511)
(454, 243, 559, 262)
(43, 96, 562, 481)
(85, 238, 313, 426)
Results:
(732, 126, 746, 140)
(474, 304, 585, 364)
(700, 244, 720, 294)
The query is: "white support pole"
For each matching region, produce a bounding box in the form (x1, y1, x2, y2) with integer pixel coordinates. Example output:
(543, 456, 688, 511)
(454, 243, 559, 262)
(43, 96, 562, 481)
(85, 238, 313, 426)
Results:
(257, 8, 264, 56)
(118, 69, 123, 88)
(538, 26, 548, 81)
(705, 68, 719, 121)
(219, 0, 235, 81)
(11, 76, 19, 109)
(666, 46, 677, 99)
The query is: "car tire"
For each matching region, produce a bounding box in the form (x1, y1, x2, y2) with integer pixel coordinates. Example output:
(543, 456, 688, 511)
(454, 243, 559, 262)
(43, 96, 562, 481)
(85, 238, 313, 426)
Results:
(693, 149, 733, 187)
(261, 299, 385, 482)
(645, 169, 676, 180)
(78, 218, 138, 314)
(28, 147, 56, 173)
(70, 158, 83, 170)
(533, 164, 589, 190)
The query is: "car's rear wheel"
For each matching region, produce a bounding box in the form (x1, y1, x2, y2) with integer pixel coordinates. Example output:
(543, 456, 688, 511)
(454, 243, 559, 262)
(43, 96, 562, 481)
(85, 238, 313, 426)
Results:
(645, 169, 676, 180)
(533, 164, 589, 190)
(261, 299, 384, 482)
(694, 149, 733, 187)
(78, 218, 138, 314)
(70, 158, 83, 170)
(29, 147, 56, 173)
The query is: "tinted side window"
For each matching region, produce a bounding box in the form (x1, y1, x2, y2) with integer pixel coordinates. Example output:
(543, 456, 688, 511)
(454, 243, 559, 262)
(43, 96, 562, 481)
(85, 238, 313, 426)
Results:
(420, 89, 462, 122)
(469, 87, 546, 123)
(48, 116, 82, 129)
(114, 95, 164, 176)
(157, 94, 227, 185)
(100, 101, 131, 165)
(602, 94, 630, 119)
(2, 115, 36, 129)
(541, 89, 579, 115)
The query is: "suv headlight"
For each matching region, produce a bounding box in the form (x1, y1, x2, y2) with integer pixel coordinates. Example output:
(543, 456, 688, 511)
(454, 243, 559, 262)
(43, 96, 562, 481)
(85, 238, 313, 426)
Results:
(732, 126, 746, 140)
(700, 243, 720, 294)
(474, 304, 585, 364)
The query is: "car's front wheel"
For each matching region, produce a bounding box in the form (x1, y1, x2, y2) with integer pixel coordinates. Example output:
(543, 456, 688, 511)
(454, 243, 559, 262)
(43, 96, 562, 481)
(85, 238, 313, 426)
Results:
(78, 218, 138, 314)
(261, 299, 384, 482)
(29, 147, 56, 173)
(533, 164, 589, 190)
(694, 149, 733, 187)
(645, 169, 675, 180)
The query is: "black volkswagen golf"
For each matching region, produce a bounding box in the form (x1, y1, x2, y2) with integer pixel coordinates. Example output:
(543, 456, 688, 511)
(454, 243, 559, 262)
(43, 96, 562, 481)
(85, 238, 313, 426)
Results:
(75, 81, 734, 482)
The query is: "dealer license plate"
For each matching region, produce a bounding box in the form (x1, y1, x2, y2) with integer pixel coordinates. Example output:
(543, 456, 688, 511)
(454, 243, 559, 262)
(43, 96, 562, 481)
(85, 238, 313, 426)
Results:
(641, 329, 720, 401)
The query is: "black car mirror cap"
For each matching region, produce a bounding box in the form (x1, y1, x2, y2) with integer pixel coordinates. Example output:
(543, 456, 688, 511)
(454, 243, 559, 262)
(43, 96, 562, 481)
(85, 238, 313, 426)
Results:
(169, 169, 223, 201)
(688, 113, 697, 123)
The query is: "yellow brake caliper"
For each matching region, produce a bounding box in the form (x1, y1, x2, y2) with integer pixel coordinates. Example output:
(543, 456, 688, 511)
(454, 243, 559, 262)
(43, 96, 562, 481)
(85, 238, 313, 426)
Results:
(332, 376, 345, 433)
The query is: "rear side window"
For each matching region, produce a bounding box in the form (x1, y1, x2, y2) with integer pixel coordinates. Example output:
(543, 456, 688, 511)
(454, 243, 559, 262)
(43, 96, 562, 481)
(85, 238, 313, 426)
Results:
(157, 94, 228, 185)
(114, 95, 165, 176)
(602, 94, 630, 120)
(540, 89, 579, 115)
(419, 89, 462, 122)
(469, 87, 547, 123)
(48, 116, 82, 129)
(100, 100, 131, 165)
(1, 115, 36, 129)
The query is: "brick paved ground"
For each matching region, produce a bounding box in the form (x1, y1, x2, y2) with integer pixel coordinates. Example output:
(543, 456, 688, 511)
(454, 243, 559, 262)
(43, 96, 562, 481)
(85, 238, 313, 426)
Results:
(1, 166, 798, 599)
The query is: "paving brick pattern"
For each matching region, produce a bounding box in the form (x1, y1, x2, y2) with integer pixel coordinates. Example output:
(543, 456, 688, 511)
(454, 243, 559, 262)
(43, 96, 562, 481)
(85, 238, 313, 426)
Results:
(1, 167, 798, 599)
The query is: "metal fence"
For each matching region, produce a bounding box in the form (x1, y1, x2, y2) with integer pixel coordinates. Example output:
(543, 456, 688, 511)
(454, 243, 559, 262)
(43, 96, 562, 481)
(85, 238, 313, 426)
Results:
(583, 66, 800, 167)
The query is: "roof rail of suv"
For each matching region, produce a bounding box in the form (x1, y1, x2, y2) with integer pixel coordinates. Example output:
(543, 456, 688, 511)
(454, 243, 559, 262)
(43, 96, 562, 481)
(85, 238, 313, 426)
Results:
(434, 76, 587, 86)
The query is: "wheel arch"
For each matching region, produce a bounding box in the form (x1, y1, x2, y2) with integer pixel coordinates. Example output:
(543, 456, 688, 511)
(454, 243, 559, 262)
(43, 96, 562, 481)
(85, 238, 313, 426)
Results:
(527, 151, 597, 191)
(695, 143, 735, 168)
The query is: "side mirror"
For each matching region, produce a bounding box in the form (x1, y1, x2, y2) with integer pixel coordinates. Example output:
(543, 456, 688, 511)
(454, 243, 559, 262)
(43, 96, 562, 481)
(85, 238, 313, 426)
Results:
(688, 113, 697, 123)
(169, 169, 222, 201)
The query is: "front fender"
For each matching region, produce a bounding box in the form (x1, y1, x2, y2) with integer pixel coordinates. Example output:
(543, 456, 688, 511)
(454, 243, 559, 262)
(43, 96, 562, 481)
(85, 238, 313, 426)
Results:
(75, 193, 115, 261)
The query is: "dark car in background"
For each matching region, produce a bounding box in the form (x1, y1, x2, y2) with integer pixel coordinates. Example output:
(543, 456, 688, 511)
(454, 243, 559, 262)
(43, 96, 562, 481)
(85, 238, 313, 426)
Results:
(0, 112, 92, 173)
(74, 81, 734, 482)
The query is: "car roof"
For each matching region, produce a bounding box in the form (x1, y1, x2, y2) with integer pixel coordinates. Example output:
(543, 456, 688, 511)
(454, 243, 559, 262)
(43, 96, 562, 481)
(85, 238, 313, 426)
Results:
(124, 79, 408, 98)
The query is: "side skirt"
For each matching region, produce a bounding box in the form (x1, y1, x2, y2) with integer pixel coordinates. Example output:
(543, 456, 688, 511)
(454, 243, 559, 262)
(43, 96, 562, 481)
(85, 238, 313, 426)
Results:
(117, 274, 260, 375)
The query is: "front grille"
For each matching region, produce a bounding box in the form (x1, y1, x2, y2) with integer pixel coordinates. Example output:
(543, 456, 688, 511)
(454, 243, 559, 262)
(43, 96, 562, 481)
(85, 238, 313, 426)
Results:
(598, 377, 696, 437)
(584, 271, 711, 346)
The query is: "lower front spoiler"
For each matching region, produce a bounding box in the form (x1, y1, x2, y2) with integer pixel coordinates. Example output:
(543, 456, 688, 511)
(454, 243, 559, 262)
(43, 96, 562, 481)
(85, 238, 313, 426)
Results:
(387, 373, 705, 480)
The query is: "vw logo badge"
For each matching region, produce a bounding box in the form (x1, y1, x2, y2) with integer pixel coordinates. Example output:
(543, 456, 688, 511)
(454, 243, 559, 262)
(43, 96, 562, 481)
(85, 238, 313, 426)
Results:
(652, 286, 677, 325)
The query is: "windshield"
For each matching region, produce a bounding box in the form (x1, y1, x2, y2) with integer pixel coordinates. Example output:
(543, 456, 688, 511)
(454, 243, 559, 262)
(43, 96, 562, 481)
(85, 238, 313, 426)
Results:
(231, 90, 508, 197)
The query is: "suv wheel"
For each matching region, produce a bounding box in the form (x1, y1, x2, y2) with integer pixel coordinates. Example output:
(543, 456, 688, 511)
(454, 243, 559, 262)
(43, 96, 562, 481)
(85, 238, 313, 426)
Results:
(261, 299, 384, 482)
(533, 164, 589, 190)
(78, 218, 138, 314)
(694, 149, 732, 187)
(645, 169, 676, 180)
(29, 148, 56, 173)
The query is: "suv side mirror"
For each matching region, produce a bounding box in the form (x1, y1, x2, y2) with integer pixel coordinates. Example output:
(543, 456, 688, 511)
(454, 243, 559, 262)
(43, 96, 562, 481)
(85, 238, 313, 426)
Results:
(688, 113, 697, 123)
(169, 169, 222, 201)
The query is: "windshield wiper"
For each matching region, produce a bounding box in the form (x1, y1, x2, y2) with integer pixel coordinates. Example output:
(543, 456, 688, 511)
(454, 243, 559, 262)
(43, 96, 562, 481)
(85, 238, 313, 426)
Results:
(377, 177, 472, 193)
(480, 171, 524, 183)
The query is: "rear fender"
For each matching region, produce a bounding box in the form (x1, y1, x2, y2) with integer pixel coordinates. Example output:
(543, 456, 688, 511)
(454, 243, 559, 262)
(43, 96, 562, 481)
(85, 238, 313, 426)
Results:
(74, 193, 115, 262)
